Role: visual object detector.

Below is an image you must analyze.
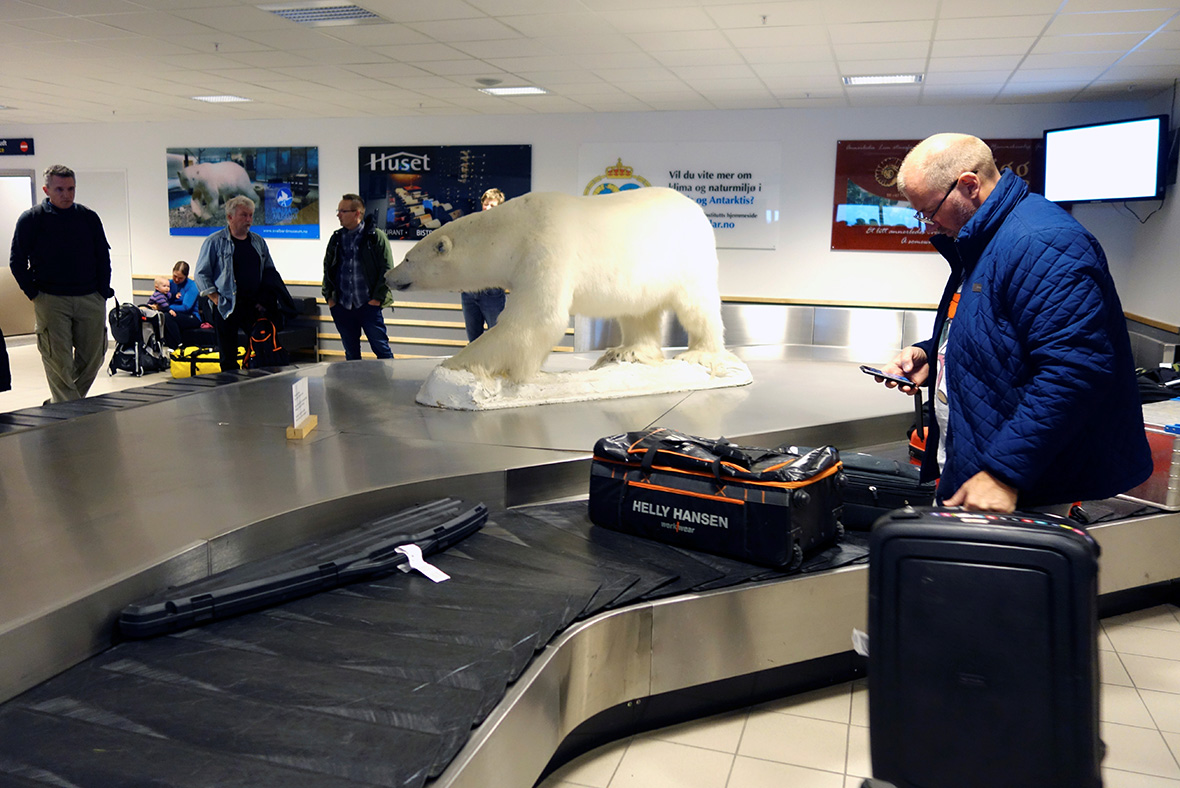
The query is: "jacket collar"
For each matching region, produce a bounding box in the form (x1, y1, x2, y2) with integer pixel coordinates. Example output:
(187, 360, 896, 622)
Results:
(929, 168, 1027, 273)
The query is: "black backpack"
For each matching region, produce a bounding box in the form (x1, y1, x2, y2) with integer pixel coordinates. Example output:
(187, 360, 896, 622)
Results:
(243, 318, 290, 369)
(108, 299, 141, 346)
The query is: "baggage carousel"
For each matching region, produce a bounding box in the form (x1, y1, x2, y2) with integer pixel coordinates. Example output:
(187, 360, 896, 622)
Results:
(2, 345, 1178, 787)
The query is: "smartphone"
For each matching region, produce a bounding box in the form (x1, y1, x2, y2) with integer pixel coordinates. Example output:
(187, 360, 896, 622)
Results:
(859, 364, 916, 387)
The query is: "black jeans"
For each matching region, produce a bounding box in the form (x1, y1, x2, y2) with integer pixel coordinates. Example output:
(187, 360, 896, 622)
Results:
(212, 302, 260, 370)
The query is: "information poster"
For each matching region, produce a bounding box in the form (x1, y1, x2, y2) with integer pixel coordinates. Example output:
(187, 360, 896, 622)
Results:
(831, 138, 1042, 252)
(166, 146, 320, 238)
(578, 142, 781, 251)
(358, 145, 531, 241)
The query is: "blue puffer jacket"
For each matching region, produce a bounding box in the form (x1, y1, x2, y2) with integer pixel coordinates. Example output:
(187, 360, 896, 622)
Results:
(915, 169, 1151, 507)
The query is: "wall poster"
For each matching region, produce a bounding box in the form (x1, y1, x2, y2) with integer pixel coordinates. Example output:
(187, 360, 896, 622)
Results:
(578, 142, 781, 251)
(831, 138, 1043, 252)
(358, 145, 531, 241)
(167, 147, 319, 238)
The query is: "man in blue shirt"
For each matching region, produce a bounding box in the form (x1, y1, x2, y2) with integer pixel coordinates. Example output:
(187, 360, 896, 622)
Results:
(322, 194, 394, 360)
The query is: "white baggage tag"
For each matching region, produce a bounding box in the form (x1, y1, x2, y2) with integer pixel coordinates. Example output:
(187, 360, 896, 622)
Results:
(395, 543, 450, 583)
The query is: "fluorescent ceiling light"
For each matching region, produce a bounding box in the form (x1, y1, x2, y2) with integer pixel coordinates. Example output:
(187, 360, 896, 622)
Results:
(259, 2, 381, 26)
(192, 95, 253, 103)
(479, 86, 548, 96)
(842, 74, 923, 86)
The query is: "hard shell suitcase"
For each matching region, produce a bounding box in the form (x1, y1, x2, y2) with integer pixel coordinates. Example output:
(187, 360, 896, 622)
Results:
(867, 507, 1101, 788)
(589, 428, 844, 570)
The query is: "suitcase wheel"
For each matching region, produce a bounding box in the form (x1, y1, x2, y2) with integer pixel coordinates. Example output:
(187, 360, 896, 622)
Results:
(787, 543, 804, 571)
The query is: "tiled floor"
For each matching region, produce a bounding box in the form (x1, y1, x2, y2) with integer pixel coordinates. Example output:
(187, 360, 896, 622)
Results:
(1, 335, 187, 413)
(539, 604, 1180, 788)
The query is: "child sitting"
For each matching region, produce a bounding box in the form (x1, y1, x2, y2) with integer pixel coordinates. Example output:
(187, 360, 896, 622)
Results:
(147, 276, 171, 310)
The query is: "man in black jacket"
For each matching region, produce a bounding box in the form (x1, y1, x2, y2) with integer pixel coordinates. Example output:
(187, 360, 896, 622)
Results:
(10, 165, 112, 402)
(322, 194, 394, 360)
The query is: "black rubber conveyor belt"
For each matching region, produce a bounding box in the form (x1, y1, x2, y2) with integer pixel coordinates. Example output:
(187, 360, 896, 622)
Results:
(0, 499, 869, 788)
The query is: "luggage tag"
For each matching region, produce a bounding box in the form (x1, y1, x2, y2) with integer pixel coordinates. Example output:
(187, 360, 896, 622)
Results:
(395, 543, 450, 583)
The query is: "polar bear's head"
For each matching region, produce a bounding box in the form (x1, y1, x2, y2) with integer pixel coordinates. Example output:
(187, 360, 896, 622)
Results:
(388, 206, 517, 293)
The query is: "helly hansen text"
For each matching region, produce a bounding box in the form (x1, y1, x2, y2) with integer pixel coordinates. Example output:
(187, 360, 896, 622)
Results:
(632, 500, 728, 529)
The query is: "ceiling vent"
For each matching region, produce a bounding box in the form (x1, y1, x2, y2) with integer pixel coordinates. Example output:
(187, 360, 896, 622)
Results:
(260, 2, 382, 26)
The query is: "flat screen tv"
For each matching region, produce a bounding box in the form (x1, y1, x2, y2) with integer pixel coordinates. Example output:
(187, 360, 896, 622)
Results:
(1042, 114, 1168, 204)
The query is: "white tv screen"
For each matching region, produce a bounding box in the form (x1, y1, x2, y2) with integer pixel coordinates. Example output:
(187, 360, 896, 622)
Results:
(1043, 115, 1167, 204)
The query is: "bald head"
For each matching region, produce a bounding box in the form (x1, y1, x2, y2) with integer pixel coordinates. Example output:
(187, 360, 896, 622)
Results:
(897, 133, 1003, 236)
(898, 133, 1000, 199)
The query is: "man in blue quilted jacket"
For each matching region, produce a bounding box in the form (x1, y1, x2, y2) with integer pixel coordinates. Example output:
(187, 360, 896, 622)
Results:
(878, 133, 1150, 512)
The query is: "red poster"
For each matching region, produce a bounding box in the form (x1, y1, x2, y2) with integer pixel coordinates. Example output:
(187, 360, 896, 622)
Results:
(831, 138, 1043, 252)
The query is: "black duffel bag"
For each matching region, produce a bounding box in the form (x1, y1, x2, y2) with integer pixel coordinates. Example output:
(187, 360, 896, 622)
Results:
(589, 428, 844, 570)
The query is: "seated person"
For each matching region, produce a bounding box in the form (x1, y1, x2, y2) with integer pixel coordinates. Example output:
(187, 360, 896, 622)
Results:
(147, 277, 171, 310)
(162, 260, 203, 348)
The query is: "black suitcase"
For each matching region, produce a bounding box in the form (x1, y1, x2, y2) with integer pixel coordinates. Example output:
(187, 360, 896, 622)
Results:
(589, 428, 843, 570)
(867, 507, 1101, 788)
(838, 451, 937, 529)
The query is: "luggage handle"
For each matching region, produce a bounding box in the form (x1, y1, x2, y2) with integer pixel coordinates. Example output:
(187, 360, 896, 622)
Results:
(640, 445, 726, 487)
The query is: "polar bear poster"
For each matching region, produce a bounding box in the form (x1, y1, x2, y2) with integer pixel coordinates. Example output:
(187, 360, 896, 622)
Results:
(176, 160, 259, 221)
(389, 187, 747, 399)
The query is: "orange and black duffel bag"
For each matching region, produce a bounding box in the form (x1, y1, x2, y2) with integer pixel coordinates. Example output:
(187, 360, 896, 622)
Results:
(589, 428, 844, 571)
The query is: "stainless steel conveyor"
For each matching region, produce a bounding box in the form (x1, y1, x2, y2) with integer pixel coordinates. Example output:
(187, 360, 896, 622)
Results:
(1, 345, 1177, 788)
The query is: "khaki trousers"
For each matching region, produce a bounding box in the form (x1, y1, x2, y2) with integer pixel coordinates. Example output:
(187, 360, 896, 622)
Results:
(33, 292, 107, 403)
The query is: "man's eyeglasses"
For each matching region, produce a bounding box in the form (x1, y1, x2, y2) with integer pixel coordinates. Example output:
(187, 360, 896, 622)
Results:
(914, 170, 975, 225)
(336, 208, 361, 215)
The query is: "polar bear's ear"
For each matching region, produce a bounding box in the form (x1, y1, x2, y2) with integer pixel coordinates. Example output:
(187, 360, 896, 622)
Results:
(433, 235, 452, 257)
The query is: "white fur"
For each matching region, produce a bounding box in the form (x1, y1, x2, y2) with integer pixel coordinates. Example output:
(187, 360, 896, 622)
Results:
(388, 187, 739, 383)
(176, 161, 258, 220)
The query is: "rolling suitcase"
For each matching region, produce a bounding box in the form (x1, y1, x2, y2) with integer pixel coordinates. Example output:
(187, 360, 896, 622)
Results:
(867, 507, 1101, 788)
(589, 428, 843, 570)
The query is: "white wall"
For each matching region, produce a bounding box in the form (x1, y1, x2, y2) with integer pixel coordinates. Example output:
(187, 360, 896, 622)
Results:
(4, 98, 1172, 322)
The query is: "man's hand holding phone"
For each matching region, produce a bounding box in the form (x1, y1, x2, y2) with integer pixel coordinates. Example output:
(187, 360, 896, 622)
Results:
(865, 347, 929, 394)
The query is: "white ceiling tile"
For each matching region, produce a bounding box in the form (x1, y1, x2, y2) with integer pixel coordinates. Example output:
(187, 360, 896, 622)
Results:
(935, 15, 1052, 39)
(1031, 32, 1145, 52)
(1047, 10, 1180, 36)
(1118, 47, 1180, 66)
(828, 20, 934, 45)
(929, 54, 1024, 72)
(360, 0, 487, 23)
(704, 2, 826, 28)
(450, 38, 557, 58)
(500, 12, 616, 37)
(320, 23, 435, 47)
(938, 0, 1066, 16)
(1008, 66, 1105, 82)
(629, 30, 733, 50)
(822, 0, 939, 24)
(1021, 50, 1123, 68)
(831, 41, 929, 60)
(91, 9, 213, 36)
(607, 7, 718, 33)
(742, 44, 833, 64)
(667, 63, 756, 80)
(651, 48, 746, 66)
(466, 0, 586, 13)
(838, 59, 929, 75)
(532, 33, 643, 55)
(406, 18, 523, 41)
(167, 4, 288, 33)
(570, 51, 660, 69)
(9, 14, 138, 39)
(929, 37, 1035, 57)
(729, 24, 835, 48)
(922, 69, 1019, 85)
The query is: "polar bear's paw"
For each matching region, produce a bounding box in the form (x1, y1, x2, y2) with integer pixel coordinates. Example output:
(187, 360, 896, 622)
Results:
(676, 349, 746, 378)
(591, 345, 666, 369)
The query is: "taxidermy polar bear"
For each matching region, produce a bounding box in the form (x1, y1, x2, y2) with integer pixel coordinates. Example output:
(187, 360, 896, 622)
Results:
(176, 161, 258, 221)
(388, 187, 740, 383)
